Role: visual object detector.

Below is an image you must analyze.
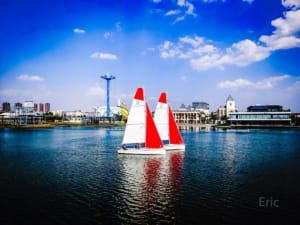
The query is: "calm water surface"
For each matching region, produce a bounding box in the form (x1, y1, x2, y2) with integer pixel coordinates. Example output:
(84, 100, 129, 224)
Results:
(0, 127, 300, 225)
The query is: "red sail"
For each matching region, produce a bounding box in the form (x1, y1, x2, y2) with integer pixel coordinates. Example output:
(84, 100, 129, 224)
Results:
(145, 103, 163, 149)
(168, 106, 183, 144)
(158, 92, 167, 103)
(134, 87, 144, 100)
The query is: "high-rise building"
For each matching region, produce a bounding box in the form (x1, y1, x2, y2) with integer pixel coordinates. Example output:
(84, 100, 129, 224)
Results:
(34, 103, 38, 112)
(39, 103, 44, 112)
(2, 102, 11, 112)
(15, 102, 22, 109)
(45, 103, 50, 113)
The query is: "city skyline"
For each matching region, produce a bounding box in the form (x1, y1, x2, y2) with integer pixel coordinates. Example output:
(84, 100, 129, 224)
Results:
(1, 0, 300, 112)
(1, 101, 51, 113)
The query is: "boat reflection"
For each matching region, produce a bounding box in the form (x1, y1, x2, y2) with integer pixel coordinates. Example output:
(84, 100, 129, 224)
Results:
(117, 152, 184, 224)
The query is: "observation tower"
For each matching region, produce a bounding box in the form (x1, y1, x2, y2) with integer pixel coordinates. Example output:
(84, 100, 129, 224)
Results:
(101, 73, 116, 118)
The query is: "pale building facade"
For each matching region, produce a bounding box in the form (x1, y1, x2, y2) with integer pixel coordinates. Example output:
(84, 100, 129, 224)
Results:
(226, 95, 236, 117)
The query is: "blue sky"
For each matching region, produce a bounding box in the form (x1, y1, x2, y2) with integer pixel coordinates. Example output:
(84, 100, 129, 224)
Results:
(1, 0, 300, 112)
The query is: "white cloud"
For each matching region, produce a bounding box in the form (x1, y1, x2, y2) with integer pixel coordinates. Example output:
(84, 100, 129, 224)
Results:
(217, 78, 253, 88)
(217, 75, 290, 89)
(221, 39, 270, 66)
(290, 80, 300, 90)
(160, 36, 270, 70)
(160, 0, 300, 71)
(141, 47, 156, 56)
(165, 0, 196, 23)
(282, 0, 300, 10)
(202, 0, 226, 2)
(242, 0, 254, 4)
(185, 1, 196, 16)
(179, 36, 204, 47)
(17, 74, 44, 81)
(90, 52, 118, 60)
(115, 21, 122, 32)
(255, 75, 290, 89)
(260, 35, 300, 50)
(259, 7, 300, 50)
(174, 15, 186, 23)
(165, 10, 181, 16)
(86, 83, 105, 97)
(177, 0, 185, 6)
(73, 28, 86, 34)
(104, 32, 111, 39)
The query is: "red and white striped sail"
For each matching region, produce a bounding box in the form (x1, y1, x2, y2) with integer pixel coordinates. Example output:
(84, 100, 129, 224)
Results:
(154, 92, 184, 150)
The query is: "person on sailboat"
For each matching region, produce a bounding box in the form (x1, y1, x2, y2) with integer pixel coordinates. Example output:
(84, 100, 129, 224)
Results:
(135, 143, 141, 149)
(121, 144, 127, 150)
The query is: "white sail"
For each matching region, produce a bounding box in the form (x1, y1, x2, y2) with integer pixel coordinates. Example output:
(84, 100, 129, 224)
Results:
(154, 92, 185, 151)
(118, 87, 165, 155)
(122, 90, 145, 144)
(154, 97, 169, 141)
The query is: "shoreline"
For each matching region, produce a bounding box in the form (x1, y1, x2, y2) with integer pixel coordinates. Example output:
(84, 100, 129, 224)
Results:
(213, 124, 300, 130)
(0, 122, 125, 129)
(1, 123, 299, 130)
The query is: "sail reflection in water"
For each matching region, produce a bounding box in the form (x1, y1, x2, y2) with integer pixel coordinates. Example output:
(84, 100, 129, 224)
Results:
(117, 152, 184, 224)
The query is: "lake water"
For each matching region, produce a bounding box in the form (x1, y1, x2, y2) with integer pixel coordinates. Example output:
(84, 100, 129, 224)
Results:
(0, 127, 300, 225)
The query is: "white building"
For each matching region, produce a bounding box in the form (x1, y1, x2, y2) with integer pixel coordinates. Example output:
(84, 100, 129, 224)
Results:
(226, 95, 236, 117)
(217, 106, 226, 120)
(94, 106, 122, 117)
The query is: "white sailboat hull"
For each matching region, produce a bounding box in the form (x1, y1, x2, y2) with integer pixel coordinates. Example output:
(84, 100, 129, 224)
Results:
(118, 147, 166, 155)
(165, 144, 185, 151)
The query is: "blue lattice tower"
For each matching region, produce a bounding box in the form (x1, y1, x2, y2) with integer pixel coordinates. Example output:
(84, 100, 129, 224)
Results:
(101, 73, 116, 117)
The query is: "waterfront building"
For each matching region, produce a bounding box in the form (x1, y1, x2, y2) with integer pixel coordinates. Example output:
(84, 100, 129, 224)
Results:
(94, 106, 122, 117)
(226, 95, 236, 117)
(173, 101, 211, 131)
(39, 103, 44, 113)
(228, 104, 291, 126)
(23, 101, 35, 113)
(177, 104, 188, 111)
(14, 102, 23, 114)
(247, 105, 285, 112)
(2, 102, 10, 112)
(191, 101, 210, 115)
(217, 106, 226, 120)
(291, 113, 300, 126)
(62, 111, 88, 124)
(14, 102, 22, 109)
(34, 103, 38, 112)
(0, 101, 42, 125)
(45, 103, 50, 113)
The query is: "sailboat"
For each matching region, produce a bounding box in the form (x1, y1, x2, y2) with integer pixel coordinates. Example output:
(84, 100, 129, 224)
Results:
(118, 87, 166, 155)
(154, 92, 185, 151)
